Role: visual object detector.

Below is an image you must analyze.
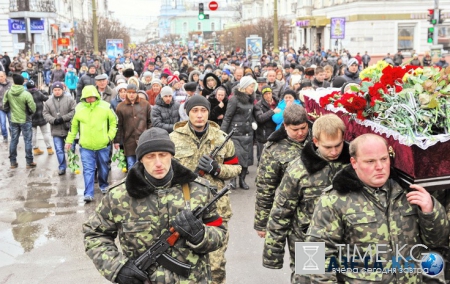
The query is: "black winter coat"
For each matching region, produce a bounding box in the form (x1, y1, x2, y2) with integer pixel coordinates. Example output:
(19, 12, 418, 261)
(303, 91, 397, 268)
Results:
(151, 94, 180, 133)
(208, 91, 228, 126)
(30, 89, 49, 127)
(254, 97, 278, 143)
(76, 73, 96, 102)
(221, 90, 255, 167)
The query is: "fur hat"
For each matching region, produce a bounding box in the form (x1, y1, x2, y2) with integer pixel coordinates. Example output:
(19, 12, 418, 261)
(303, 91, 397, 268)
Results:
(123, 68, 135, 78)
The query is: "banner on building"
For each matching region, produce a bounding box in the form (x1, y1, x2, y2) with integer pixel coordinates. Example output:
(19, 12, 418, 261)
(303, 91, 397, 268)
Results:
(8, 18, 45, 34)
(57, 38, 70, 46)
(106, 39, 124, 59)
(330, 18, 345, 39)
(246, 36, 263, 61)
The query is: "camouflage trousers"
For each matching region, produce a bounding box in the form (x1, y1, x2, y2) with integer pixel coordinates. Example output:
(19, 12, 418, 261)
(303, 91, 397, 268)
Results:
(210, 193, 232, 284)
(288, 229, 311, 284)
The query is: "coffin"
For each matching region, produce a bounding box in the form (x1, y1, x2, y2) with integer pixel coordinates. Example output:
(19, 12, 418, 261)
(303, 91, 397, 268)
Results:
(303, 91, 450, 191)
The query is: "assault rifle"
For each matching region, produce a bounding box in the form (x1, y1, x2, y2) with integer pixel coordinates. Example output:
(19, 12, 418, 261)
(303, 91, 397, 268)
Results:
(195, 128, 236, 177)
(134, 184, 231, 279)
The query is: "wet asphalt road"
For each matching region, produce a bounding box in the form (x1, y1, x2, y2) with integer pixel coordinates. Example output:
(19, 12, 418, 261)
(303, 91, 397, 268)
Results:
(0, 135, 290, 283)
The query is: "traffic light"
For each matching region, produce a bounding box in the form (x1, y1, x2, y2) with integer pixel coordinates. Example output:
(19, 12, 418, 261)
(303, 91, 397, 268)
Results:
(199, 3, 205, 20)
(438, 9, 443, 24)
(428, 9, 437, 25)
(427, 27, 434, 43)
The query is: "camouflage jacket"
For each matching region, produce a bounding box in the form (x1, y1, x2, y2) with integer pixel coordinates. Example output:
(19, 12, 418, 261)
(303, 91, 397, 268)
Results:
(254, 125, 311, 231)
(82, 160, 226, 283)
(263, 141, 350, 269)
(170, 120, 242, 221)
(306, 165, 449, 283)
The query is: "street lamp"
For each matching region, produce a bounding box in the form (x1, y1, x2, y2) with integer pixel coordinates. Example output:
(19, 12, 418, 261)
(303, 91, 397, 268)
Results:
(212, 31, 216, 53)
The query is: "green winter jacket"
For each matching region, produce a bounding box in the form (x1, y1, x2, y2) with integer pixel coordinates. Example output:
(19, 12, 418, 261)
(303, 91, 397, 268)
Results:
(2, 84, 36, 123)
(66, 85, 117, 150)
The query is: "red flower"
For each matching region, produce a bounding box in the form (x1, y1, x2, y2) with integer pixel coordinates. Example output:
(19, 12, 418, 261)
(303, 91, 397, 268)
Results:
(319, 91, 340, 107)
(336, 93, 367, 114)
(380, 65, 407, 88)
(368, 82, 386, 106)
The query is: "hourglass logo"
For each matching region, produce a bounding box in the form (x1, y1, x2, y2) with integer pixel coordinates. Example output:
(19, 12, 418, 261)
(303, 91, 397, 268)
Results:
(295, 242, 325, 274)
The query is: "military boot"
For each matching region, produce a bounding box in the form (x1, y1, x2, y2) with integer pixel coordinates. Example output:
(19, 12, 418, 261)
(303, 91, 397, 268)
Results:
(239, 167, 250, 190)
(229, 177, 237, 189)
(33, 148, 44, 155)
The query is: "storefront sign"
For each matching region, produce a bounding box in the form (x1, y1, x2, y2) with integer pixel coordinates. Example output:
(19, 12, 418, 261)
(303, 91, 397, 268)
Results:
(8, 18, 45, 34)
(296, 20, 310, 27)
(330, 17, 345, 39)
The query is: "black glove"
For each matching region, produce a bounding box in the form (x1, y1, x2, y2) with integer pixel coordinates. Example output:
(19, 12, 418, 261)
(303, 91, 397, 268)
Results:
(198, 155, 221, 177)
(54, 117, 64, 125)
(172, 209, 205, 245)
(116, 260, 149, 284)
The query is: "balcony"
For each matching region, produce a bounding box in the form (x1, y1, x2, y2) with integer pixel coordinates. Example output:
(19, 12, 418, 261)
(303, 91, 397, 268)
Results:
(9, 0, 56, 13)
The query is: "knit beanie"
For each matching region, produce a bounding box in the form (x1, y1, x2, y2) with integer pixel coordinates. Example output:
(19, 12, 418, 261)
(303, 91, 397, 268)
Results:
(347, 58, 359, 68)
(151, 79, 162, 86)
(127, 83, 137, 91)
(136, 128, 175, 160)
(239, 76, 256, 89)
(167, 75, 180, 86)
(143, 71, 152, 78)
(115, 83, 128, 93)
(160, 86, 173, 97)
(184, 95, 211, 114)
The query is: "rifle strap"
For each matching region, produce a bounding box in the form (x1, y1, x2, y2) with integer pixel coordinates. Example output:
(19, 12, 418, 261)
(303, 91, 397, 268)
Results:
(182, 183, 191, 210)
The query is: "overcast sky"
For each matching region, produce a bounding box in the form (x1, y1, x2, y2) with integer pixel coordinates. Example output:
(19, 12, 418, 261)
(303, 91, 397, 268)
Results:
(108, 0, 161, 29)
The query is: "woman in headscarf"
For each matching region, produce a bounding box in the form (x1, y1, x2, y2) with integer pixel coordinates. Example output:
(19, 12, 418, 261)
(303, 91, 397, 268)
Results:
(221, 76, 257, 190)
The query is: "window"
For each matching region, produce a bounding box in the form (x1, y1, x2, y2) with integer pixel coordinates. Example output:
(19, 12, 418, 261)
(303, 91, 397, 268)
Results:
(211, 22, 215, 31)
(397, 24, 415, 52)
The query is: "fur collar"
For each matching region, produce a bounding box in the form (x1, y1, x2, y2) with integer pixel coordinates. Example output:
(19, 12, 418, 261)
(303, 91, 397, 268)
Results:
(301, 140, 350, 174)
(125, 159, 198, 199)
(267, 120, 313, 143)
(267, 125, 288, 142)
(234, 89, 253, 105)
(333, 164, 401, 194)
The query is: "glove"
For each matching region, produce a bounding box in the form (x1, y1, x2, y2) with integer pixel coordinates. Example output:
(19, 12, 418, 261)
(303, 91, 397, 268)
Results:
(116, 260, 149, 284)
(54, 117, 64, 125)
(198, 155, 221, 177)
(172, 209, 205, 245)
(252, 122, 258, 130)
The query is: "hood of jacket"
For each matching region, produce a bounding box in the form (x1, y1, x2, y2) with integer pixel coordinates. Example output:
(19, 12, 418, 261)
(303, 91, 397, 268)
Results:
(80, 85, 101, 107)
(202, 73, 221, 92)
(9, 84, 26, 96)
(125, 158, 198, 198)
(188, 70, 202, 82)
(300, 140, 350, 174)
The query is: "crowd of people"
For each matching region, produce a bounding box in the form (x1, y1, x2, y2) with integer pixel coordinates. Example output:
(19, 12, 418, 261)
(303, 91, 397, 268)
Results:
(0, 44, 449, 284)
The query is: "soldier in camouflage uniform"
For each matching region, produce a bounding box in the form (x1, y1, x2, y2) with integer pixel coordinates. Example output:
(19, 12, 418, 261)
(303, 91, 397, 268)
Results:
(306, 134, 449, 283)
(263, 114, 349, 283)
(170, 95, 241, 284)
(83, 128, 226, 284)
(254, 104, 312, 237)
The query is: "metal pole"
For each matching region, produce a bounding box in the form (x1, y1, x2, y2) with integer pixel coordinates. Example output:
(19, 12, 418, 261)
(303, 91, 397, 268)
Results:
(92, 0, 98, 53)
(433, 0, 439, 45)
(273, 0, 279, 54)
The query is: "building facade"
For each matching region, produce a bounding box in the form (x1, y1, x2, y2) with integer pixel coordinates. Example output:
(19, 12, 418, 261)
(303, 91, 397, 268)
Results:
(0, 0, 109, 55)
(241, 0, 450, 55)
